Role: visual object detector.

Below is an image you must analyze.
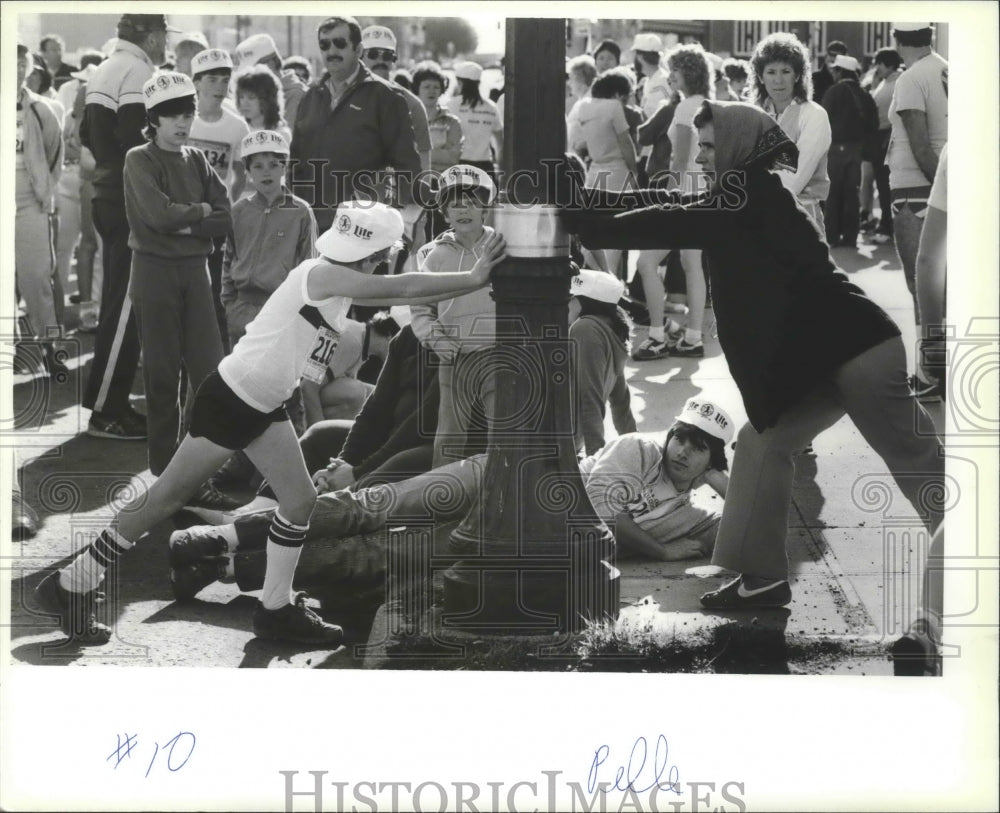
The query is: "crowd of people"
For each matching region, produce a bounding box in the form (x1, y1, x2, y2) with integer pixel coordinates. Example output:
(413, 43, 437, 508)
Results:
(13, 16, 947, 673)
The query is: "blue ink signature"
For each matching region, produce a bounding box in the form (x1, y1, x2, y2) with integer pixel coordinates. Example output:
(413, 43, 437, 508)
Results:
(107, 731, 196, 777)
(587, 734, 680, 794)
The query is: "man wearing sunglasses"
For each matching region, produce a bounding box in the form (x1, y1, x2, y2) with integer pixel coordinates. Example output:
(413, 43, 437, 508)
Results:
(360, 25, 432, 270)
(290, 17, 422, 235)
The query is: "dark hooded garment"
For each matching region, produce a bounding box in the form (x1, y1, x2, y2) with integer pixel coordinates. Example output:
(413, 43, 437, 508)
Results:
(566, 101, 900, 431)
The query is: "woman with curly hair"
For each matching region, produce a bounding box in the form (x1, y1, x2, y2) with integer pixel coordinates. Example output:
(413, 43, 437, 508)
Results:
(235, 65, 290, 146)
(633, 44, 713, 360)
(750, 32, 831, 231)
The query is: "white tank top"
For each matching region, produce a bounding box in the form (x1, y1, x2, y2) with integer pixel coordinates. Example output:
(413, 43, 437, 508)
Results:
(218, 259, 351, 412)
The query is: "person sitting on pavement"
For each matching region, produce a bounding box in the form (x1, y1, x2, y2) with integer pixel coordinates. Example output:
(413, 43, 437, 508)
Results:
(564, 100, 944, 611)
(34, 200, 507, 646)
(166, 397, 732, 601)
(569, 268, 637, 456)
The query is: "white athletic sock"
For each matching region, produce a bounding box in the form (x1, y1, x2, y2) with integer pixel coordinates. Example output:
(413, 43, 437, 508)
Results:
(684, 328, 702, 344)
(648, 326, 666, 342)
(60, 528, 135, 594)
(260, 512, 308, 610)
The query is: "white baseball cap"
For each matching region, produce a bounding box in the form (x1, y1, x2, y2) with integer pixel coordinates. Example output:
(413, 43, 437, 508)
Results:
(70, 64, 99, 82)
(176, 31, 210, 49)
(675, 398, 734, 444)
(143, 71, 196, 110)
(240, 129, 289, 158)
(236, 33, 279, 66)
(315, 201, 405, 263)
(632, 33, 663, 53)
(570, 269, 625, 304)
(453, 61, 483, 81)
(893, 22, 933, 33)
(361, 25, 397, 51)
(388, 305, 411, 327)
(830, 54, 860, 72)
(436, 163, 497, 207)
(191, 48, 234, 76)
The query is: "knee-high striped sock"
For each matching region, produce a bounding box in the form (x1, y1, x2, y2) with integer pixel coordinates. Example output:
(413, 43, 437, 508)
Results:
(260, 512, 308, 611)
(60, 528, 135, 594)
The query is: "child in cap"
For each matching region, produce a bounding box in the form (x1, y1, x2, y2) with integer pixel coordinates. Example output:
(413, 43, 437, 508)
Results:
(188, 49, 251, 353)
(580, 396, 732, 561)
(410, 164, 500, 466)
(36, 199, 506, 647)
(221, 130, 317, 349)
(569, 268, 637, 456)
(189, 49, 249, 201)
(122, 71, 233, 493)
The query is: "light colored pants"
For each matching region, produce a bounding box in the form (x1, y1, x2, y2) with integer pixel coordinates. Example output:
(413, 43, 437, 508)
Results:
(55, 164, 81, 296)
(15, 200, 59, 340)
(712, 337, 944, 580)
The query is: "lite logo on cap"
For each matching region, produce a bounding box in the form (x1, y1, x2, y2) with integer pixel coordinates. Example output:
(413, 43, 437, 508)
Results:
(337, 214, 373, 241)
(143, 71, 196, 109)
(436, 163, 497, 206)
(240, 129, 289, 157)
(192, 48, 233, 76)
(677, 398, 734, 444)
(316, 201, 404, 263)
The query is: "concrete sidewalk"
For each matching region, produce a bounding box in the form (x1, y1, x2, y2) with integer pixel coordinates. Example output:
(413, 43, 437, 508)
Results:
(610, 238, 942, 674)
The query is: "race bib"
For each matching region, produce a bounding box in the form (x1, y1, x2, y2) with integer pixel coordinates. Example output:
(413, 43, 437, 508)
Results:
(301, 326, 339, 384)
(188, 138, 233, 173)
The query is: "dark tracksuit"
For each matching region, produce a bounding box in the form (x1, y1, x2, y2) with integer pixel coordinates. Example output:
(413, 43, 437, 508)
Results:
(123, 142, 231, 474)
(79, 40, 154, 420)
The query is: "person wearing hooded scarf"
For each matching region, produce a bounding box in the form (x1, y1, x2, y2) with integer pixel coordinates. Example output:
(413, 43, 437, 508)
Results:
(565, 100, 944, 617)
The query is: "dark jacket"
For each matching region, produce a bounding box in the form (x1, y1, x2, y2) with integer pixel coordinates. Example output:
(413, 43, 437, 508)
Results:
(811, 68, 835, 104)
(823, 77, 879, 144)
(289, 63, 421, 230)
(80, 40, 155, 203)
(339, 326, 440, 480)
(570, 168, 900, 430)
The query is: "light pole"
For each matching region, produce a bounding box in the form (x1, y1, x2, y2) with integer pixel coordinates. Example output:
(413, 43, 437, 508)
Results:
(440, 18, 619, 638)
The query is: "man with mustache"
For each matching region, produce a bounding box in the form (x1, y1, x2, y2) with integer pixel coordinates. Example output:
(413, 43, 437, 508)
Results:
(289, 17, 422, 235)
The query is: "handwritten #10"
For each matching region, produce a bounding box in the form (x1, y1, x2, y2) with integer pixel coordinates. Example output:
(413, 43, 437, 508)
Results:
(107, 731, 196, 778)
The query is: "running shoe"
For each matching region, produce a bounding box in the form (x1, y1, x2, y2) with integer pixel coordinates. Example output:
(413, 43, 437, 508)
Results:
(87, 410, 147, 441)
(631, 337, 671, 361)
(34, 570, 112, 645)
(669, 338, 705, 358)
(186, 480, 243, 513)
(700, 575, 792, 609)
(252, 594, 344, 645)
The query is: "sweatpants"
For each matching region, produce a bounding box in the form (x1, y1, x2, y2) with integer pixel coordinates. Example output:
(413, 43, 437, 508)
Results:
(85, 198, 141, 418)
(129, 252, 224, 475)
(15, 198, 59, 340)
(711, 337, 944, 580)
